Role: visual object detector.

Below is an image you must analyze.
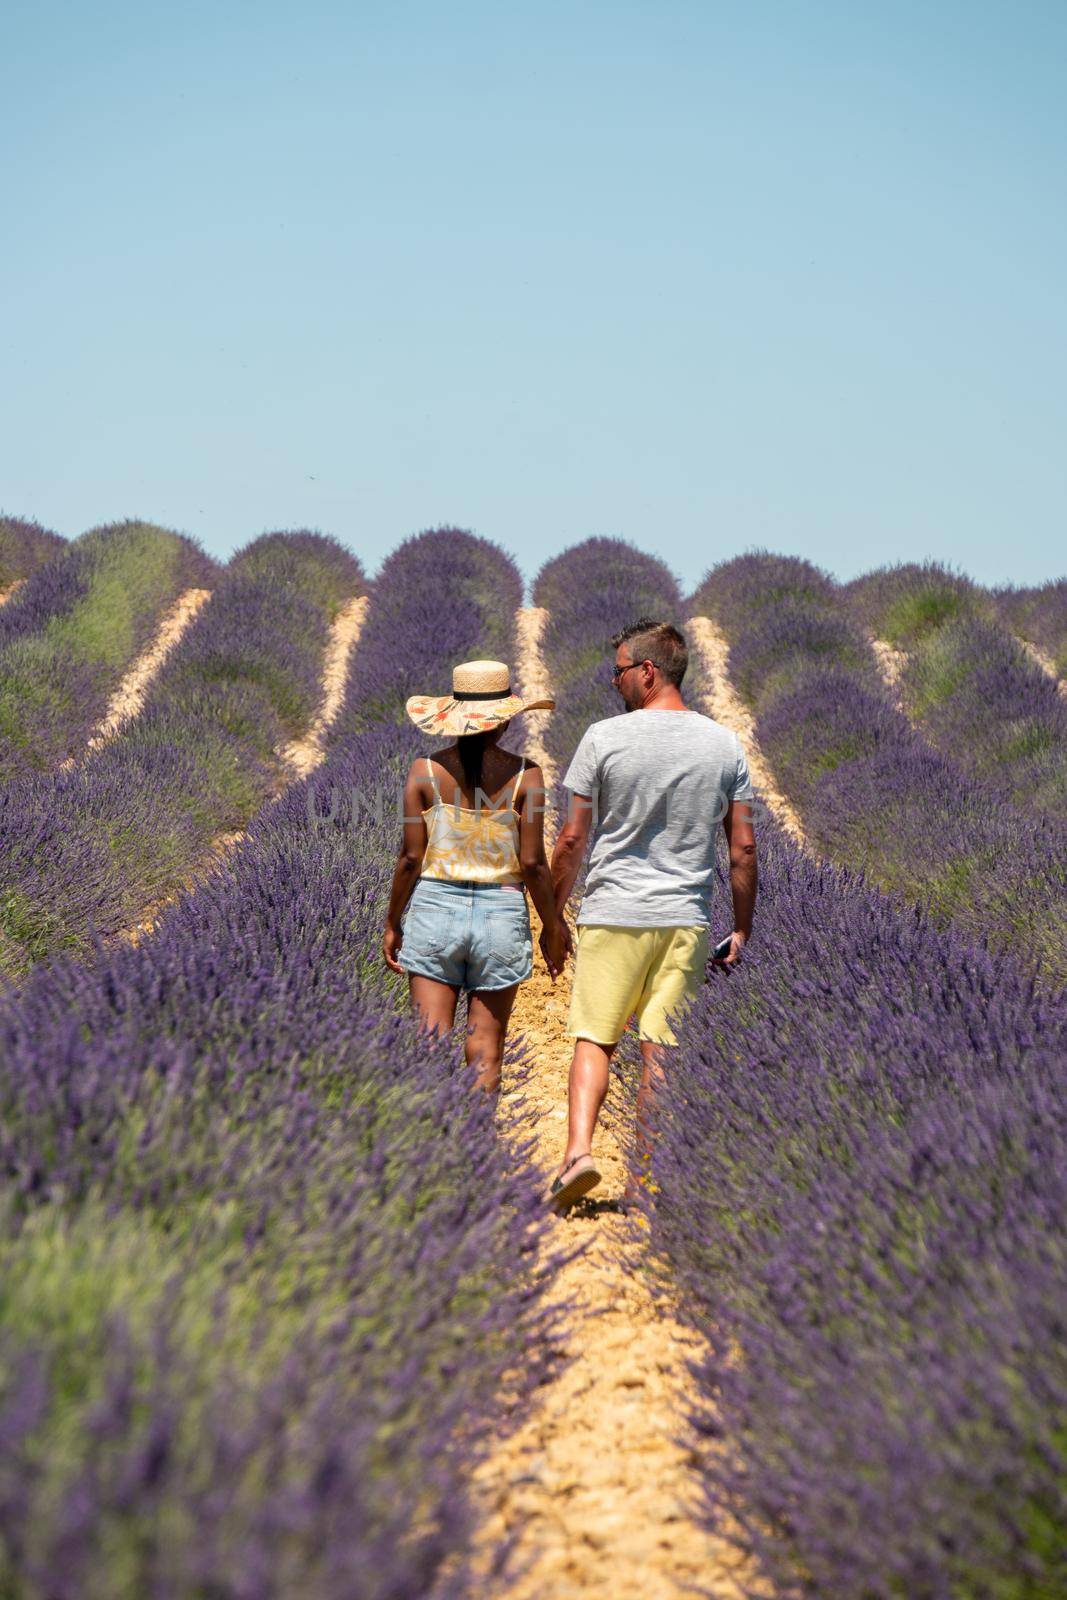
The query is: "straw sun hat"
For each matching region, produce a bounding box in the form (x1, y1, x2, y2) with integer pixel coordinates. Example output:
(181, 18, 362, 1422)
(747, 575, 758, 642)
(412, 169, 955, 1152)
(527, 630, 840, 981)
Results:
(405, 659, 555, 738)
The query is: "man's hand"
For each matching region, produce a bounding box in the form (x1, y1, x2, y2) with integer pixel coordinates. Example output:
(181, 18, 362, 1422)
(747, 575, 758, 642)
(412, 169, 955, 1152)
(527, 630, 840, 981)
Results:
(712, 930, 746, 971)
(383, 922, 404, 974)
(540, 923, 567, 979)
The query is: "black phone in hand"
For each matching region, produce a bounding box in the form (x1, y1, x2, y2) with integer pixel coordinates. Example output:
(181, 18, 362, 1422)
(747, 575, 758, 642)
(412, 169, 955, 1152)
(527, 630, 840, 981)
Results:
(712, 933, 734, 962)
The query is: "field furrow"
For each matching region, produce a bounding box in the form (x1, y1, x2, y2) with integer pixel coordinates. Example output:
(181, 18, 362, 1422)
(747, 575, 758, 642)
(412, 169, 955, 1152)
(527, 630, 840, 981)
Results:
(467, 543, 755, 1600)
(122, 588, 372, 947)
(0, 527, 559, 1598)
(0, 532, 367, 979)
(690, 553, 1067, 985)
(0, 519, 218, 779)
(686, 612, 806, 846)
(848, 562, 1067, 820)
(1015, 632, 1067, 695)
(63, 584, 214, 764)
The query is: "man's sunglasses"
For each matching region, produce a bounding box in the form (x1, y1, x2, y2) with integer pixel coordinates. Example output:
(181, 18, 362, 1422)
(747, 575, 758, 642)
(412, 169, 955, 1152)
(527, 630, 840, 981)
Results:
(611, 657, 650, 683)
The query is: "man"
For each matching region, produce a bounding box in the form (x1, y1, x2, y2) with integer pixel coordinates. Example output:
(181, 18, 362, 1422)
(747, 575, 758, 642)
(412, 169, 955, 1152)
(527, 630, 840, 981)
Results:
(547, 617, 758, 1210)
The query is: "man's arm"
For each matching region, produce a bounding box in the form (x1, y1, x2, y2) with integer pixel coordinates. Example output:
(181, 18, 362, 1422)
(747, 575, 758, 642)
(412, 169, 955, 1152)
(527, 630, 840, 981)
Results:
(550, 790, 594, 919)
(552, 724, 599, 938)
(719, 798, 757, 966)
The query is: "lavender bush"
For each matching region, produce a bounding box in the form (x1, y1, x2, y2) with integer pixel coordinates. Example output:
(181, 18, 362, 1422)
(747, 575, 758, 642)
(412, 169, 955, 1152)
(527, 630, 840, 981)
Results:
(331, 525, 522, 740)
(693, 553, 1067, 986)
(0, 527, 554, 1597)
(647, 820, 1067, 1599)
(845, 559, 988, 645)
(228, 527, 369, 620)
(847, 563, 1067, 820)
(0, 520, 217, 778)
(0, 534, 367, 978)
(532, 536, 685, 795)
(0, 514, 66, 589)
(993, 577, 1067, 679)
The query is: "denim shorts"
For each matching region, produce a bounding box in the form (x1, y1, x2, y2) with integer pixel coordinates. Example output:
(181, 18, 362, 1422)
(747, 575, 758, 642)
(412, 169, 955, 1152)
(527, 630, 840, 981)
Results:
(398, 878, 533, 992)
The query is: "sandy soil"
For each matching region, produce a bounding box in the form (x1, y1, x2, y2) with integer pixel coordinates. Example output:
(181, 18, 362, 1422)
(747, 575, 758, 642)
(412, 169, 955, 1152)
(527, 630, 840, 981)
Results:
(687, 613, 806, 848)
(282, 594, 371, 774)
(465, 607, 751, 1600)
(60, 586, 214, 767)
(869, 636, 909, 709)
(0, 579, 26, 605)
(119, 593, 371, 947)
(1016, 635, 1067, 699)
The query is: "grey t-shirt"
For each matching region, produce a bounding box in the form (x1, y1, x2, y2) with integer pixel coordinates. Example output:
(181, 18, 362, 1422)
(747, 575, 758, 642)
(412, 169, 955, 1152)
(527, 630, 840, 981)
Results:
(561, 709, 754, 928)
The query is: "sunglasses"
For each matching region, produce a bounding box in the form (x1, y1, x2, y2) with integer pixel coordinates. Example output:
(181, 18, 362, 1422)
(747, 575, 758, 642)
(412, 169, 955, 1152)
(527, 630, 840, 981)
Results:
(610, 657, 650, 683)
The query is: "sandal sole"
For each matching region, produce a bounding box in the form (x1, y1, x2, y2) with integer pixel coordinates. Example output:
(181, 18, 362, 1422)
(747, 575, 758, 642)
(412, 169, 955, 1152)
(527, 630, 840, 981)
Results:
(549, 1168, 602, 1211)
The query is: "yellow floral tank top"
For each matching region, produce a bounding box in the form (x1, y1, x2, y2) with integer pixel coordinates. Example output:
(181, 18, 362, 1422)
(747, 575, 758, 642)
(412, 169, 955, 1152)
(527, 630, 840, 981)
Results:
(421, 756, 525, 885)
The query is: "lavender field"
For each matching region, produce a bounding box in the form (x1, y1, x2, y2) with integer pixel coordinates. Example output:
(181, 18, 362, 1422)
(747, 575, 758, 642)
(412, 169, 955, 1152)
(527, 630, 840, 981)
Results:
(0, 517, 1064, 1599)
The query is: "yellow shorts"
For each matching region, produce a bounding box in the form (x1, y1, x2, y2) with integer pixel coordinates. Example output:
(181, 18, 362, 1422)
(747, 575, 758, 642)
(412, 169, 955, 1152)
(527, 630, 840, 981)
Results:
(566, 924, 710, 1046)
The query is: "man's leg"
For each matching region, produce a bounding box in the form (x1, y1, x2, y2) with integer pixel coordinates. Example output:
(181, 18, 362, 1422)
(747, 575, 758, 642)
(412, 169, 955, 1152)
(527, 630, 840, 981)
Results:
(557, 925, 651, 1187)
(558, 1036, 617, 1177)
(626, 926, 709, 1198)
(627, 1039, 671, 1201)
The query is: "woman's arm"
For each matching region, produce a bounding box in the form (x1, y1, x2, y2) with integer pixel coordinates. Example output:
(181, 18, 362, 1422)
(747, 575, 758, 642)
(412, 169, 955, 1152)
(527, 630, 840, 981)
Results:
(517, 764, 568, 978)
(383, 761, 428, 974)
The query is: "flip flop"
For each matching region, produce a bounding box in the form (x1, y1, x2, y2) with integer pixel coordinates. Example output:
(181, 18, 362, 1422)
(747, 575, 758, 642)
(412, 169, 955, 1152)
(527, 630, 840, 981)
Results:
(547, 1152, 602, 1211)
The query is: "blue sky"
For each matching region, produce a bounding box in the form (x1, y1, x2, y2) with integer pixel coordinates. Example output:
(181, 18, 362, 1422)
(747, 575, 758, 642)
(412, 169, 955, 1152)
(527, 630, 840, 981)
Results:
(3, 0, 1064, 594)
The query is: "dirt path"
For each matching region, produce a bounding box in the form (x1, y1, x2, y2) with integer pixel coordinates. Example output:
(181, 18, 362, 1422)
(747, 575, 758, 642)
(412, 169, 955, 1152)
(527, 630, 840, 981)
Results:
(869, 635, 909, 709)
(62, 586, 214, 766)
(466, 607, 750, 1600)
(120, 592, 371, 947)
(687, 613, 806, 847)
(0, 579, 26, 606)
(282, 594, 371, 774)
(1015, 635, 1067, 699)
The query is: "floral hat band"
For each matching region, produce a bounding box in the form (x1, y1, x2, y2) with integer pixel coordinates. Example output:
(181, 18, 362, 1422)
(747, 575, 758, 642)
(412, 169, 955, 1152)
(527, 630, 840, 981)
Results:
(405, 658, 555, 737)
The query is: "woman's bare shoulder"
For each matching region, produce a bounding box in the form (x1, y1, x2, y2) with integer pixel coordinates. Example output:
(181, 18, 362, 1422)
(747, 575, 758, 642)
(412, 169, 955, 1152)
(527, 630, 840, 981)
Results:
(515, 759, 546, 796)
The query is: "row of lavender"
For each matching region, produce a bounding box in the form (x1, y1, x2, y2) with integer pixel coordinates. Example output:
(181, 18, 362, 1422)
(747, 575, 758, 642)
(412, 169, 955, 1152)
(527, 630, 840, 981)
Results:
(848, 561, 1067, 820)
(0, 514, 66, 592)
(692, 554, 1067, 988)
(532, 538, 1067, 1597)
(993, 573, 1067, 679)
(0, 532, 365, 980)
(0, 519, 218, 780)
(651, 824, 1067, 1597)
(0, 527, 555, 1599)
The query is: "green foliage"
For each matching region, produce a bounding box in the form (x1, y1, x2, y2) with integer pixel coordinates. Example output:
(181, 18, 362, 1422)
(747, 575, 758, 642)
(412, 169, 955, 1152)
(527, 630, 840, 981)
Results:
(0, 640, 81, 764)
(0, 890, 74, 966)
(881, 585, 968, 646)
(46, 524, 187, 671)
(228, 531, 367, 623)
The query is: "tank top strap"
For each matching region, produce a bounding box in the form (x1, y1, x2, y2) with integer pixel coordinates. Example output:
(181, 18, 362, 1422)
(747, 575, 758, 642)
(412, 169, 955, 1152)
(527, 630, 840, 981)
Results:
(425, 756, 442, 803)
(508, 756, 526, 809)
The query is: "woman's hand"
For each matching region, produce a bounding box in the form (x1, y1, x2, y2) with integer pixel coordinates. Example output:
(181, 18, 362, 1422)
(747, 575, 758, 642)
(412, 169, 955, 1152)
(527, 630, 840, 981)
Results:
(383, 921, 405, 974)
(540, 922, 567, 979)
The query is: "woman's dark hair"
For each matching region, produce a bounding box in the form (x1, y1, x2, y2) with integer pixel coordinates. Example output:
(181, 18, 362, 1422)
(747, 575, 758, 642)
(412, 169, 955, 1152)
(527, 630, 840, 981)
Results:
(457, 730, 491, 798)
(456, 721, 511, 801)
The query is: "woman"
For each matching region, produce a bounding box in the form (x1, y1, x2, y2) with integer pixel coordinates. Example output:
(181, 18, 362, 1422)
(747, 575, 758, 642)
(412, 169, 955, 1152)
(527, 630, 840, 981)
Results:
(383, 658, 569, 1092)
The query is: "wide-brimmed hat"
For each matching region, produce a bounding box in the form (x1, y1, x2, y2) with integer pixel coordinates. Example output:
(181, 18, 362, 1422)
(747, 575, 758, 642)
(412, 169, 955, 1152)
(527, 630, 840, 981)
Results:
(406, 659, 554, 738)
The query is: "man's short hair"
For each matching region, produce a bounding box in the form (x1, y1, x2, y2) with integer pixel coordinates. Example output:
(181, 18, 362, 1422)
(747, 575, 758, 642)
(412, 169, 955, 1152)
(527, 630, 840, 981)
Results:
(610, 617, 688, 687)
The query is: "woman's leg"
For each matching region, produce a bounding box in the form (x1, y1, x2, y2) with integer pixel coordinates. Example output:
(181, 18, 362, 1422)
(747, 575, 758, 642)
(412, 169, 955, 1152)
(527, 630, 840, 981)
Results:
(465, 985, 519, 1093)
(409, 973, 460, 1040)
